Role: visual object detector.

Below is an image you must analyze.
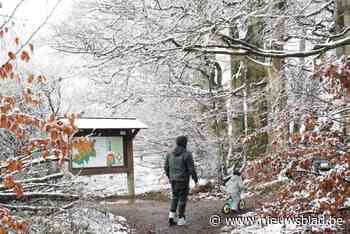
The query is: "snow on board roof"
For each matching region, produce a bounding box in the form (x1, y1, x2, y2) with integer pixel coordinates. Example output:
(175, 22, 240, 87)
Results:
(59, 117, 148, 130)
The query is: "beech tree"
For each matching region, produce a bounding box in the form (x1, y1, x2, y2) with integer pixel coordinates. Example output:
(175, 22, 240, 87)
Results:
(245, 56, 350, 217)
(0, 3, 83, 233)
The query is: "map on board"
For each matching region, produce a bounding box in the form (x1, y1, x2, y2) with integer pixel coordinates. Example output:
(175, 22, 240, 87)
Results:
(72, 137, 124, 168)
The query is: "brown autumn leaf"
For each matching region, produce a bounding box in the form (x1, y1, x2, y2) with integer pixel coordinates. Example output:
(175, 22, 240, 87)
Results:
(36, 75, 42, 83)
(3, 117, 11, 128)
(3, 176, 16, 189)
(14, 37, 19, 45)
(6, 160, 23, 172)
(20, 51, 30, 62)
(62, 126, 75, 136)
(16, 130, 25, 140)
(37, 75, 48, 83)
(1, 215, 11, 226)
(48, 114, 55, 122)
(8, 51, 16, 60)
(43, 75, 48, 83)
(0, 68, 7, 78)
(17, 221, 28, 233)
(291, 132, 301, 144)
(42, 149, 49, 160)
(13, 184, 23, 199)
(0, 114, 6, 127)
(15, 114, 25, 124)
(27, 74, 34, 83)
(0, 105, 10, 115)
(3, 63, 13, 74)
(3, 96, 16, 106)
(29, 43, 34, 53)
(305, 117, 316, 131)
(299, 159, 311, 169)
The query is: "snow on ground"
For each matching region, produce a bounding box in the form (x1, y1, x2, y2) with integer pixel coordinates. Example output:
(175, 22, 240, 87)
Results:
(224, 223, 300, 234)
(224, 222, 340, 234)
(31, 207, 130, 234)
(73, 158, 166, 197)
(345, 197, 350, 207)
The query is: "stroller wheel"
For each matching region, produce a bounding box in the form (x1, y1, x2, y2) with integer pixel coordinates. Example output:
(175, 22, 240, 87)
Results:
(238, 199, 245, 210)
(222, 203, 231, 215)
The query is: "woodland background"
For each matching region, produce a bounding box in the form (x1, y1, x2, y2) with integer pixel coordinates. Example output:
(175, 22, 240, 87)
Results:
(0, 0, 349, 233)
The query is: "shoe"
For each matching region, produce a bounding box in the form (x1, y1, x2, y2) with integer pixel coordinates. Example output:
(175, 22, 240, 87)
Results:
(168, 212, 177, 226)
(177, 217, 187, 226)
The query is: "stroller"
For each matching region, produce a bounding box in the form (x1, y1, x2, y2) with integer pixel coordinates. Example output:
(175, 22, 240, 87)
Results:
(222, 170, 245, 215)
(222, 197, 245, 215)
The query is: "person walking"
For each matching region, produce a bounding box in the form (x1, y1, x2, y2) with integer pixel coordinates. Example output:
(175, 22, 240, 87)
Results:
(164, 136, 198, 226)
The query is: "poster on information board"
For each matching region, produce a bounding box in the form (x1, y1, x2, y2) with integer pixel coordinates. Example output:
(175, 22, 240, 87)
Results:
(71, 136, 125, 169)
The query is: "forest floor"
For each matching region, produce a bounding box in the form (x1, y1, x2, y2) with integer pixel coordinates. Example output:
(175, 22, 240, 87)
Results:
(108, 198, 225, 234)
(106, 190, 255, 234)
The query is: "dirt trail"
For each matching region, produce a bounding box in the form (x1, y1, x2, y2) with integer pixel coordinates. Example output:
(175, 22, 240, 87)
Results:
(109, 199, 224, 234)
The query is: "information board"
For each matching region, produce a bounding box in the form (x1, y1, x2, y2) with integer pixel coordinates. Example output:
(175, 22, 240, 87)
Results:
(72, 136, 124, 168)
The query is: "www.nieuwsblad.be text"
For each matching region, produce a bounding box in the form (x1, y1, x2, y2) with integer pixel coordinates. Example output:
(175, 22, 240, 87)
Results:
(209, 214, 345, 227)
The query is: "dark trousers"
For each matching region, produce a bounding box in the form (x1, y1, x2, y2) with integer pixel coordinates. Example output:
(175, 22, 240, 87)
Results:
(170, 180, 189, 218)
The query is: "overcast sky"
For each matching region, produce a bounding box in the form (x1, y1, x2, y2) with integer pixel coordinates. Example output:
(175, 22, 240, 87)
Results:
(0, 0, 82, 77)
(0, 0, 73, 32)
(0, 0, 75, 56)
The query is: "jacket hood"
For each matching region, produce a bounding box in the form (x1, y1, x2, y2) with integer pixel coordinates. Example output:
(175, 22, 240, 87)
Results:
(173, 146, 186, 156)
(176, 136, 187, 148)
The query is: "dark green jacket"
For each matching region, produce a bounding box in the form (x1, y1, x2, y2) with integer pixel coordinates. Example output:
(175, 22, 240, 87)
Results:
(164, 146, 198, 183)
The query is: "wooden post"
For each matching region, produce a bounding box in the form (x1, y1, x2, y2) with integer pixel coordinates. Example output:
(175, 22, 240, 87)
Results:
(127, 139, 135, 198)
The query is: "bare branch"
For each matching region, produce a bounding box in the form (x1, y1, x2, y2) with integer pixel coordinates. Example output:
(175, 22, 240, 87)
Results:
(0, 0, 26, 30)
(0, 192, 78, 201)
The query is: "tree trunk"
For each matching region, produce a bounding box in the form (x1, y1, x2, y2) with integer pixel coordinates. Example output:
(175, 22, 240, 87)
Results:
(336, 0, 350, 56)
